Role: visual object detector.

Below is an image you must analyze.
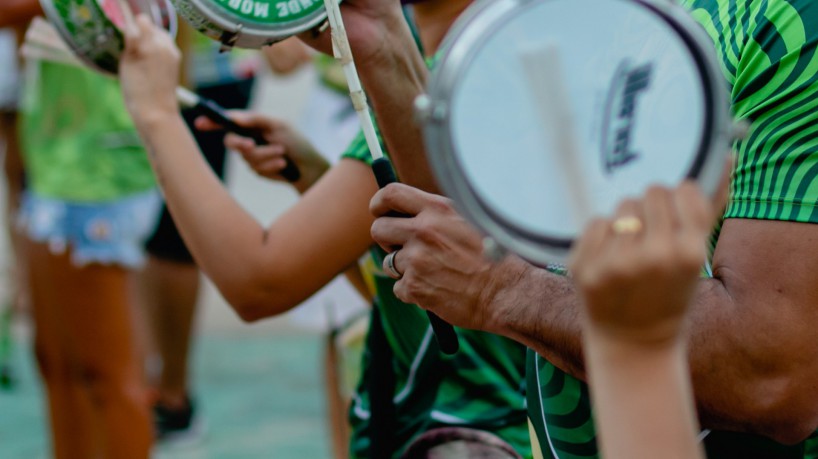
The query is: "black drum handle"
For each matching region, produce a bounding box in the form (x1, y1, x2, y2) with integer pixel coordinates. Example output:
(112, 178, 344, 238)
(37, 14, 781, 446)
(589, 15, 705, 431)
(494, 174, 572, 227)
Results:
(372, 157, 459, 355)
(191, 96, 301, 183)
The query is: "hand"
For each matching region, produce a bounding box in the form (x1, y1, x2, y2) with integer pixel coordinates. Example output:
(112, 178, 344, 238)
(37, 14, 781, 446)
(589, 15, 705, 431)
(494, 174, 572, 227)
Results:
(261, 38, 312, 75)
(297, 0, 407, 65)
(569, 182, 724, 347)
(120, 15, 181, 127)
(370, 183, 504, 330)
(195, 112, 330, 191)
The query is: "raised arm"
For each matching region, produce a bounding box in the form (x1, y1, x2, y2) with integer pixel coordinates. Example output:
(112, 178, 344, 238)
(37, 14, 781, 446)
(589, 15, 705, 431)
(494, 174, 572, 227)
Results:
(119, 17, 377, 321)
(570, 182, 716, 459)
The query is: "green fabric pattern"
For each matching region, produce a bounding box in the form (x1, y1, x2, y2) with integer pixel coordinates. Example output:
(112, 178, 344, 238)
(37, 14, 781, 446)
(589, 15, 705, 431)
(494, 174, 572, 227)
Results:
(342, 129, 531, 459)
(19, 62, 155, 202)
(527, 1, 818, 458)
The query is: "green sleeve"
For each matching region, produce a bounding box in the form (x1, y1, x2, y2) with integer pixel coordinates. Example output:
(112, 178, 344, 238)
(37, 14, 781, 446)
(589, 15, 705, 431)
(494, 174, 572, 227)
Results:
(687, 0, 818, 222)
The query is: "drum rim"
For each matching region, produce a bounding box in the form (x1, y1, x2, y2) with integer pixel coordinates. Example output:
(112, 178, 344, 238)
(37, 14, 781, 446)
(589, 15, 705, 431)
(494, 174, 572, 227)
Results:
(40, 0, 178, 74)
(421, 0, 732, 266)
(178, 0, 329, 48)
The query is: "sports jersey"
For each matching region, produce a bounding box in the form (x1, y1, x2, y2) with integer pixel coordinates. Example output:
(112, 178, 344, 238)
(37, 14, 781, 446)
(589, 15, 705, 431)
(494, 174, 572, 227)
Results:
(20, 62, 156, 202)
(342, 128, 532, 459)
(527, 1, 818, 458)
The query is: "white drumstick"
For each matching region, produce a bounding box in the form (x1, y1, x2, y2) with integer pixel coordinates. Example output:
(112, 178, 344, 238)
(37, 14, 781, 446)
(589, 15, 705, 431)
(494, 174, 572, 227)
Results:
(321, 0, 385, 162)
(519, 42, 594, 228)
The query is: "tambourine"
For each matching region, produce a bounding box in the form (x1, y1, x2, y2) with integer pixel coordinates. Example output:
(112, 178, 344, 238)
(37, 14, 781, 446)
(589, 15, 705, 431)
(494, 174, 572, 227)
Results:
(416, 0, 739, 266)
(172, 0, 328, 49)
(40, 0, 177, 74)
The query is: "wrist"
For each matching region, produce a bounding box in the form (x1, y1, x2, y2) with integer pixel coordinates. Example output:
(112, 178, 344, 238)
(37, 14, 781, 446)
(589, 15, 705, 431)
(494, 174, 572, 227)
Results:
(132, 106, 181, 132)
(584, 322, 685, 357)
(480, 255, 531, 336)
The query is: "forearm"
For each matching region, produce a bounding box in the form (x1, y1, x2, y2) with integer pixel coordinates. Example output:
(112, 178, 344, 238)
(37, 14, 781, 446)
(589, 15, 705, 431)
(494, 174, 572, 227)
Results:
(138, 114, 286, 313)
(489, 256, 818, 441)
(584, 333, 702, 459)
(356, 19, 440, 193)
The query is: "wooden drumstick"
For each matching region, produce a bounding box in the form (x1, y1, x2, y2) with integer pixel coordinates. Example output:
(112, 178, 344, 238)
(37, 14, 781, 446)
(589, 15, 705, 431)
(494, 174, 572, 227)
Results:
(321, 0, 460, 355)
(519, 42, 594, 228)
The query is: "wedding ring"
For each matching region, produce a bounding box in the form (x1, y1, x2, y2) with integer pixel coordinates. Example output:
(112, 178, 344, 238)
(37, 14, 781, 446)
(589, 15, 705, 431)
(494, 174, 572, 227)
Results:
(384, 250, 403, 280)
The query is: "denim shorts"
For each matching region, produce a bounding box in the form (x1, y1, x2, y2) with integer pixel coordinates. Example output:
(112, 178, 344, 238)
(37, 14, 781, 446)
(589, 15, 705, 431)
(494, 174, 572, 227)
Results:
(18, 190, 163, 268)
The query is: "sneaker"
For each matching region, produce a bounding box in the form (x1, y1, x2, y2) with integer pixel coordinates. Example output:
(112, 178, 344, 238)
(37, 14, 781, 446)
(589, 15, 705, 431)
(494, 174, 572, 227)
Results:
(154, 397, 205, 448)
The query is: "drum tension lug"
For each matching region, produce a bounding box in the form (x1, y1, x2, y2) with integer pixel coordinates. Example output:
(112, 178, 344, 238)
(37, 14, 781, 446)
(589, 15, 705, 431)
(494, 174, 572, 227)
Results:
(414, 94, 447, 124)
(482, 237, 507, 263)
(219, 24, 243, 52)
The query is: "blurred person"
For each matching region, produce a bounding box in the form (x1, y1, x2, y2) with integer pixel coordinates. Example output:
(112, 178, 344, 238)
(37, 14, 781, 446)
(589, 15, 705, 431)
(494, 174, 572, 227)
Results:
(0, 25, 25, 389)
(119, 8, 531, 459)
(3, 3, 160, 457)
(140, 21, 260, 445)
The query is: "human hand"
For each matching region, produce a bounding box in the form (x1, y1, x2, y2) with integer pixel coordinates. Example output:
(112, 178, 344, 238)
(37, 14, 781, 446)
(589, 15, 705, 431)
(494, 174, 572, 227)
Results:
(569, 181, 725, 348)
(370, 183, 510, 330)
(297, 0, 407, 65)
(119, 15, 180, 127)
(195, 112, 329, 191)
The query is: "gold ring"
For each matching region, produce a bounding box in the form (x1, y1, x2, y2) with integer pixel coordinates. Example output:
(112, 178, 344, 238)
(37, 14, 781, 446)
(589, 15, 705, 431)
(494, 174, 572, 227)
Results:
(611, 216, 643, 234)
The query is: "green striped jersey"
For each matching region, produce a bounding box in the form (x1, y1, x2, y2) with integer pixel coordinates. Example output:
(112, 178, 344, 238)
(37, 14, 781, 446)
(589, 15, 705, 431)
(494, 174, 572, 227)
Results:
(342, 128, 532, 459)
(527, 1, 818, 458)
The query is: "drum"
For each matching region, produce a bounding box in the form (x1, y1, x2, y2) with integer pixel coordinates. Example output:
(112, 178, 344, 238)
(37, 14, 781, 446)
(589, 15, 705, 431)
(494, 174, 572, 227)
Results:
(416, 0, 737, 266)
(40, 0, 177, 74)
(172, 0, 329, 49)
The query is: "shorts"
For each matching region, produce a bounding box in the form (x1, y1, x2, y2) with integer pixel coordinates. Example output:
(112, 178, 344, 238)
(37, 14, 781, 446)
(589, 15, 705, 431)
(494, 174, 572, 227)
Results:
(144, 78, 253, 264)
(19, 190, 163, 268)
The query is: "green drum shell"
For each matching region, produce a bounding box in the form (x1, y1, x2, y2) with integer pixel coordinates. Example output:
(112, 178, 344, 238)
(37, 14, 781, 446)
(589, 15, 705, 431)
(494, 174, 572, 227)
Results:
(172, 0, 329, 49)
(40, 0, 177, 75)
(41, 0, 124, 74)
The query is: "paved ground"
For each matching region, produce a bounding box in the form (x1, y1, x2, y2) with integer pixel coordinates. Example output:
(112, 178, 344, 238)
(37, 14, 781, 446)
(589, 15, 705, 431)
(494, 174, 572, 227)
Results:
(0, 64, 365, 458)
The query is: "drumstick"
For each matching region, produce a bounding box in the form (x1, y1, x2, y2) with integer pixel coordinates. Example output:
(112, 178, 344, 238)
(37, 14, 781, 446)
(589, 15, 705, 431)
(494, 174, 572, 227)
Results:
(23, 16, 302, 182)
(321, 0, 459, 355)
(519, 42, 594, 228)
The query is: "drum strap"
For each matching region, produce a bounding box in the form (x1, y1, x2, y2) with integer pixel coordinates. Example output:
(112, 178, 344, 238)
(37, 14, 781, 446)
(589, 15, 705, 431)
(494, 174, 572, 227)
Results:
(367, 305, 398, 459)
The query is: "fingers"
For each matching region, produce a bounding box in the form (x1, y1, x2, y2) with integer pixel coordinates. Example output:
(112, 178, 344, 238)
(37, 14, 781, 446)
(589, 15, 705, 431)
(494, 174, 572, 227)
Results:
(370, 183, 447, 218)
(122, 14, 178, 60)
(370, 217, 418, 252)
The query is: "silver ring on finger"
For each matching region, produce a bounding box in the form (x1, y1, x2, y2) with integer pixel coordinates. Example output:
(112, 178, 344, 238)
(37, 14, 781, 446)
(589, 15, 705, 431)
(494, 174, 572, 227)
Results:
(385, 250, 403, 280)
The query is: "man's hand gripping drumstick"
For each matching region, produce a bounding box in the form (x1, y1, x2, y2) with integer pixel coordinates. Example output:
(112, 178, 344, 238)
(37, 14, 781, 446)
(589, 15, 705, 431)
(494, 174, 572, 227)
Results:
(322, 0, 459, 354)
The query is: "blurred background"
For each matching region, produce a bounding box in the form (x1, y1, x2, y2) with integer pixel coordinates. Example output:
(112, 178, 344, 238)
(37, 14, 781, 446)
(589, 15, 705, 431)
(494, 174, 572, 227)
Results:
(1, 62, 365, 459)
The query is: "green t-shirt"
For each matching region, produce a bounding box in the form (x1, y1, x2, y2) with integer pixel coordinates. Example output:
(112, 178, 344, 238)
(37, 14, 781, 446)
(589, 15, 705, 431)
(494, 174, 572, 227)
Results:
(20, 62, 155, 202)
(342, 129, 532, 459)
(527, 1, 818, 458)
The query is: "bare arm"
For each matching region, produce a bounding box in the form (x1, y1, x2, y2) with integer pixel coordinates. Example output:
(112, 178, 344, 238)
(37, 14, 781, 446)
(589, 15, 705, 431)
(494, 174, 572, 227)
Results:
(120, 17, 377, 322)
(370, 183, 818, 444)
(0, 0, 41, 28)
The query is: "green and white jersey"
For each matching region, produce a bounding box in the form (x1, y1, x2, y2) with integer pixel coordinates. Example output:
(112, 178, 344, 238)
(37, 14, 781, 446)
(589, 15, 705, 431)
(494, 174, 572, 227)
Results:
(20, 62, 156, 202)
(528, 1, 818, 458)
(342, 130, 531, 459)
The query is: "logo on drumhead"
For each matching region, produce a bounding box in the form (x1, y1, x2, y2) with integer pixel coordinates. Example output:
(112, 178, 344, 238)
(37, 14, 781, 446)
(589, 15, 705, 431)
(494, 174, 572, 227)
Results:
(601, 60, 654, 174)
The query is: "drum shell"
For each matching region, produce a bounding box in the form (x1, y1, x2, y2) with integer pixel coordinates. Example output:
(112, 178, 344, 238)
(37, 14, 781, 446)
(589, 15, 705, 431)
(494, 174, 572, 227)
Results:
(172, 0, 329, 49)
(40, 0, 177, 75)
(418, 0, 734, 266)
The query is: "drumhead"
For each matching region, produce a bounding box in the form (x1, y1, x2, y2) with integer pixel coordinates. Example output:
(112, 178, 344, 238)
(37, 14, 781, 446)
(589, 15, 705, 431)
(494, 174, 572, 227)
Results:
(41, 0, 178, 75)
(173, 0, 329, 48)
(418, 0, 732, 266)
